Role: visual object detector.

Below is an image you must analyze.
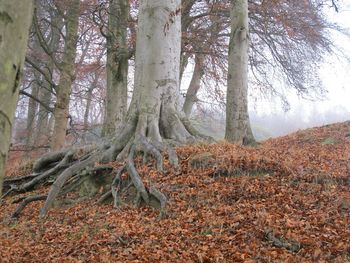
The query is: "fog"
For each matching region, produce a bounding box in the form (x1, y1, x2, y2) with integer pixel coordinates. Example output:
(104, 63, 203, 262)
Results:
(249, 3, 350, 138)
(250, 105, 350, 138)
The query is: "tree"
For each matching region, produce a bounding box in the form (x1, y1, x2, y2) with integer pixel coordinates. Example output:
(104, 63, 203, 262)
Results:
(0, 0, 34, 196)
(33, 1, 63, 145)
(50, 0, 80, 150)
(101, 0, 129, 137)
(182, 54, 205, 117)
(177, 0, 336, 118)
(7, 0, 208, 218)
(225, 0, 255, 144)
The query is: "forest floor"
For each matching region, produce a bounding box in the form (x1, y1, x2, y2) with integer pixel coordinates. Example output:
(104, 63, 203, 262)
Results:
(0, 121, 349, 262)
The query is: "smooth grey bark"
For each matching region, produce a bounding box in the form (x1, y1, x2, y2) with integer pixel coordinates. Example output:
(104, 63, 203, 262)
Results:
(102, 0, 129, 137)
(101, 0, 197, 163)
(0, 0, 34, 197)
(50, 0, 80, 151)
(182, 54, 204, 117)
(129, 0, 192, 144)
(225, 0, 255, 144)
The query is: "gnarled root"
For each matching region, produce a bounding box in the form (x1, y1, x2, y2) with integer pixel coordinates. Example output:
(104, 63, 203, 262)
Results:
(110, 142, 168, 217)
(11, 195, 47, 218)
(5, 108, 211, 219)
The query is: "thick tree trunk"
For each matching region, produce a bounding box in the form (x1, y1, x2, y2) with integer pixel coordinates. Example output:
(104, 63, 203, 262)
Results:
(0, 0, 34, 196)
(129, 0, 193, 144)
(182, 54, 204, 117)
(102, 0, 129, 137)
(50, 0, 80, 151)
(225, 0, 255, 145)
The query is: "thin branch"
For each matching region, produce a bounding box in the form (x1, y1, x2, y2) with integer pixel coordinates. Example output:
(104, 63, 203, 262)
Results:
(19, 90, 54, 113)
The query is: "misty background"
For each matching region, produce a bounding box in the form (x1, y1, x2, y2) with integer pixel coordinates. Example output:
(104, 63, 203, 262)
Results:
(186, 2, 350, 141)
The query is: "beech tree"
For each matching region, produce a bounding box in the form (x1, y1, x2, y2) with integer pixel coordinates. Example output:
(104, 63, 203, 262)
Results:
(225, 0, 255, 144)
(50, 0, 80, 150)
(178, 0, 336, 118)
(182, 54, 205, 117)
(4, 0, 210, 218)
(101, 0, 129, 136)
(0, 0, 34, 196)
(28, 2, 63, 145)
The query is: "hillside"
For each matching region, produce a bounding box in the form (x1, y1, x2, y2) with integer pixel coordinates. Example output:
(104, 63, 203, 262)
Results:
(1, 121, 349, 262)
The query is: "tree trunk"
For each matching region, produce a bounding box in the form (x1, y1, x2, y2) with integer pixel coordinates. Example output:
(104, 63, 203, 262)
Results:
(102, 0, 129, 137)
(35, 78, 52, 144)
(182, 54, 204, 117)
(26, 27, 43, 147)
(0, 0, 34, 196)
(179, 52, 190, 84)
(36, 5, 63, 145)
(50, 0, 80, 151)
(128, 0, 190, 144)
(179, 0, 196, 84)
(225, 0, 255, 145)
(83, 73, 98, 141)
(99, 0, 199, 164)
(26, 79, 39, 146)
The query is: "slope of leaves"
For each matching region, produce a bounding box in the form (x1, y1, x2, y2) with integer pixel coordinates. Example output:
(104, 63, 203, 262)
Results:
(1, 121, 349, 262)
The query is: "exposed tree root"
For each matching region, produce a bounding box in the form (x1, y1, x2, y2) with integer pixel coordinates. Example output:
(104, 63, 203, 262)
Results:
(11, 195, 47, 218)
(3, 109, 211, 219)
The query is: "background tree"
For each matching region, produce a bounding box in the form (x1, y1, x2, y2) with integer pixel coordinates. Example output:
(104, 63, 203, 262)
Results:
(50, 0, 80, 150)
(33, 1, 63, 145)
(0, 0, 34, 196)
(225, 0, 255, 144)
(178, 0, 335, 118)
(101, 0, 130, 137)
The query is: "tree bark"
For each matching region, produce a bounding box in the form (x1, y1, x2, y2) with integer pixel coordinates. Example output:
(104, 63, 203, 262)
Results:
(100, 0, 196, 164)
(182, 54, 204, 117)
(50, 0, 80, 151)
(102, 0, 129, 137)
(129, 0, 190, 144)
(225, 0, 255, 145)
(0, 0, 34, 197)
